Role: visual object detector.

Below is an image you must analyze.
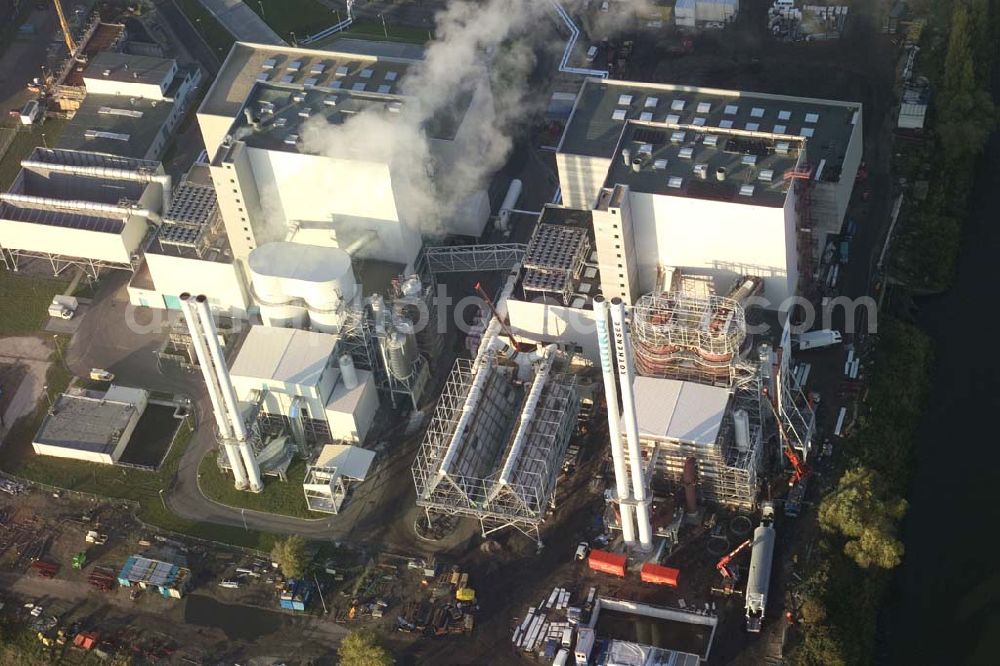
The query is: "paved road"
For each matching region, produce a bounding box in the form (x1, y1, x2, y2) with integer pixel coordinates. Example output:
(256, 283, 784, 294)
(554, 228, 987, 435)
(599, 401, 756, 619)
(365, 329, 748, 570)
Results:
(197, 0, 284, 45)
(0, 8, 56, 112)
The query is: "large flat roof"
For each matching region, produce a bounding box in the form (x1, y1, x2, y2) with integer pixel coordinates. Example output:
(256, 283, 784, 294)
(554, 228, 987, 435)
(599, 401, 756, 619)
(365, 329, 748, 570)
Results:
(230, 325, 337, 386)
(561, 78, 861, 203)
(57, 93, 174, 159)
(84, 52, 176, 88)
(629, 376, 730, 446)
(35, 391, 142, 454)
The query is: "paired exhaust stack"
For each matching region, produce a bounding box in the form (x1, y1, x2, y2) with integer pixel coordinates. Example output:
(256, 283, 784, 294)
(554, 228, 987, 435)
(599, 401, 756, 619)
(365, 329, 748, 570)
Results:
(593, 296, 654, 551)
(179, 293, 262, 492)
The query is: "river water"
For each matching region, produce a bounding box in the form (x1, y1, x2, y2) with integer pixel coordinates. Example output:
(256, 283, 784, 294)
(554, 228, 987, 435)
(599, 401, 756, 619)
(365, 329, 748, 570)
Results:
(880, 130, 1000, 663)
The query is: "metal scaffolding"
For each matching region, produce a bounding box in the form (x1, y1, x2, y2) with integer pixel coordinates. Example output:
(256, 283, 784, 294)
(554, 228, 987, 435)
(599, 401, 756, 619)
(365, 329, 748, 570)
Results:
(411, 348, 579, 545)
(418, 243, 526, 274)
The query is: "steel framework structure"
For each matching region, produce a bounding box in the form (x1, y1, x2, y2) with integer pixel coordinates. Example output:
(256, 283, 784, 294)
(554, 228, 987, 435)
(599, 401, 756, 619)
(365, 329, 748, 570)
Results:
(412, 351, 579, 545)
(418, 243, 526, 274)
(0, 245, 133, 278)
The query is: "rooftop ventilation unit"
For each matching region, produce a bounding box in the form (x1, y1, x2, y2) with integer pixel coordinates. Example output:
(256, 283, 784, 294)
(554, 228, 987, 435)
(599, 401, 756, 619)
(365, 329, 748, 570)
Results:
(638, 142, 653, 154)
(697, 101, 711, 113)
(742, 154, 757, 166)
(670, 131, 686, 143)
(671, 99, 686, 111)
(291, 92, 305, 103)
(304, 77, 319, 88)
(678, 146, 694, 159)
(284, 134, 299, 146)
(739, 184, 755, 197)
(298, 107, 312, 118)
(83, 130, 130, 141)
(618, 94, 633, 106)
(324, 96, 339, 106)
(387, 102, 402, 113)
(759, 169, 775, 182)
(98, 107, 143, 118)
(703, 135, 719, 147)
(716, 166, 727, 181)
(694, 163, 708, 179)
(653, 159, 668, 169)
(274, 117, 288, 127)
(775, 141, 790, 154)
(668, 176, 683, 188)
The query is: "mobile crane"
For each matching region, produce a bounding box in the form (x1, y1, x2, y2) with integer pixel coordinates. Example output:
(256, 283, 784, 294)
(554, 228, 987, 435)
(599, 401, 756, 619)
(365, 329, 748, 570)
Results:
(715, 538, 752, 594)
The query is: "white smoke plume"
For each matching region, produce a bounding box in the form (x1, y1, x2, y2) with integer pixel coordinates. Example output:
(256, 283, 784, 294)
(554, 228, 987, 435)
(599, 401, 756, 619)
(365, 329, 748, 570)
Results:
(300, 0, 560, 238)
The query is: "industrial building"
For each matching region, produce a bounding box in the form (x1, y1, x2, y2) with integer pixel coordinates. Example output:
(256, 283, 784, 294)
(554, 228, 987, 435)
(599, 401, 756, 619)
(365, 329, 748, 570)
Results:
(196, 42, 493, 269)
(0, 148, 169, 277)
(303, 444, 376, 514)
(58, 52, 201, 160)
(557, 78, 862, 305)
(32, 386, 149, 465)
(412, 280, 580, 544)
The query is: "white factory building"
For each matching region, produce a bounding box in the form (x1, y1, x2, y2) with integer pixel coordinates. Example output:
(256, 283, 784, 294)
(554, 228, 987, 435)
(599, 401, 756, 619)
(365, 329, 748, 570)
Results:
(196, 42, 494, 270)
(556, 78, 863, 308)
(0, 148, 169, 276)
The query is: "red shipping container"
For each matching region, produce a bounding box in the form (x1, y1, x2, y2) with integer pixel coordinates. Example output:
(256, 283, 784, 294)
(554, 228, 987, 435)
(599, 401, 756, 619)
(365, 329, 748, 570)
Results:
(640, 563, 680, 587)
(588, 549, 627, 577)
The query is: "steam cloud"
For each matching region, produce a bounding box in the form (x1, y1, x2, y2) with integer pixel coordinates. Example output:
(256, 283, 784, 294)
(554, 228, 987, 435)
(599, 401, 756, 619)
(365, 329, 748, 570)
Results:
(300, 0, 554, 238)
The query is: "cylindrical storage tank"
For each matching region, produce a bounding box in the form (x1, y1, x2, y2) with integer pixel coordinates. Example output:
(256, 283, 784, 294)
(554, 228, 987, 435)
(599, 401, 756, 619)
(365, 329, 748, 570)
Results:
(734, 409, 750, 452)
(338, 354, 359, 390)
(498, 178, 522, 230)
(386, 325, 417, 380)
(248, 242, 357, 333)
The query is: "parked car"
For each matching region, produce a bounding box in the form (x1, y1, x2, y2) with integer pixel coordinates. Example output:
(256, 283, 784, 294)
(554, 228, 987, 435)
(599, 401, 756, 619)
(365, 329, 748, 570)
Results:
(89, 369, 115, 382)
(574, 542, 590, 561)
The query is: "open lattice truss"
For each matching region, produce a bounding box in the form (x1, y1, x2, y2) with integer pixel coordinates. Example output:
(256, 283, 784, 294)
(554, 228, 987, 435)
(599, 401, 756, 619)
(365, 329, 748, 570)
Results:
(631, 291, 748, 382)
(412, 350, 579, 543)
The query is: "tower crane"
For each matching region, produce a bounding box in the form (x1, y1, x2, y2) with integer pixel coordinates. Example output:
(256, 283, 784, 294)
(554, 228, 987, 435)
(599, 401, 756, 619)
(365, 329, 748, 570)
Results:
(52, 0, 78, 54)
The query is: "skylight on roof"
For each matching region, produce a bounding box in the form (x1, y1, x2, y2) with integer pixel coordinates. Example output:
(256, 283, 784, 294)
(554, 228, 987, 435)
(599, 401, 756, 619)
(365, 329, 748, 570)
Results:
(668, 176, 683, 188)
(671, 99, 686, 111)
(678, 147, 694, 159)
(284, 134, 299, 146)
(335, 65, 349, 76)
(745, 122, 760, 131)
(800, 127, 815, 138)
(724, 104, 738, 115)
(618, 94, 633, 105)
(310, 64, 325, 75)
(612, 109, 627, 121)
(324, 96, 339, 106)
(360, 68, 374, 79)
(257, 72, 270, 82)
(639, 112, 653, 121)
(378, 84, 392, 94)
(645, 97, 658, 108)
(776, 141, 791, 154)
(653, 158, 668, 169)
(719, 119, 734, 129)
(385, 71, 398, 81)
(304, 77, 319, 87)
(287, 60, 302, 72)
(750, 107, 765, 118)
(759, 169, 775, 182)
(693, 117, 706, 126)
(696, 101, 711, 113)
(666, 114, 680, 124)
(703, 135, 719, 147)
(262, 58, 277, 70)
(280, 74, 294, 84)
(778, 110, 791, 121)
(670, 131, 686, 143)
(805, 112, 820, 123)
(773, 124, 787, 134)
(352, 82, 367, 91)
(742, 154, 757, 166)
(330, 81, 342, 89)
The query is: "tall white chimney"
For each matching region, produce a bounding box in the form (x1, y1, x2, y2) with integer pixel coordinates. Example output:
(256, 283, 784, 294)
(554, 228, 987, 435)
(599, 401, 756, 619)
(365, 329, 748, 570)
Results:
(593, 296, 636, 546)
(193, 295, 263, 492)
(179, 293, 249, 490)
(609, 298, 653, 550)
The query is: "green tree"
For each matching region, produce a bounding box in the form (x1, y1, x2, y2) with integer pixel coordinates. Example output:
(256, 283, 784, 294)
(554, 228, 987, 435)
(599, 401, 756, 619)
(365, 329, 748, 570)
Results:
(338, 629, 394, 666)
(271, 535, 308, 578)
(818, 467, 907, 569)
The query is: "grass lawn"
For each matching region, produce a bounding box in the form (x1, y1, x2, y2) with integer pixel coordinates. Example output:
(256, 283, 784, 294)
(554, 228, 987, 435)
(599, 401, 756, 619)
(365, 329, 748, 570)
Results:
(333, 19, 432, 45)
(0, 271, 68, 337)
(0, 362, 278, 551)
(176, 0, 236, 60)
(0, 117, 67, 190)
(199, 454, 324, 519)
(249, 0, 335, 41)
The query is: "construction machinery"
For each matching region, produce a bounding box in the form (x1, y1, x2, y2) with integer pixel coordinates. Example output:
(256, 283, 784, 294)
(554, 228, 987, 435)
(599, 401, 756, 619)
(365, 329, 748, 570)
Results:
(52, 0, 77, 54)
(715, 538, 752, 592)
(473, 281, 522, 350)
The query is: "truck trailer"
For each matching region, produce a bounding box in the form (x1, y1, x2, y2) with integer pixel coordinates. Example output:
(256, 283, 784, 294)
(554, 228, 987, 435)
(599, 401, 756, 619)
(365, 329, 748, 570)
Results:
(794, 329, 842, 350)
(745, 503, 776, 632)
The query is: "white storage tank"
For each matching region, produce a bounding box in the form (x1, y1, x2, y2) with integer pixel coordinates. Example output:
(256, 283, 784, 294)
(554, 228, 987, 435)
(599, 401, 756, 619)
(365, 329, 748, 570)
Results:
(248, 242, 358, 332)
